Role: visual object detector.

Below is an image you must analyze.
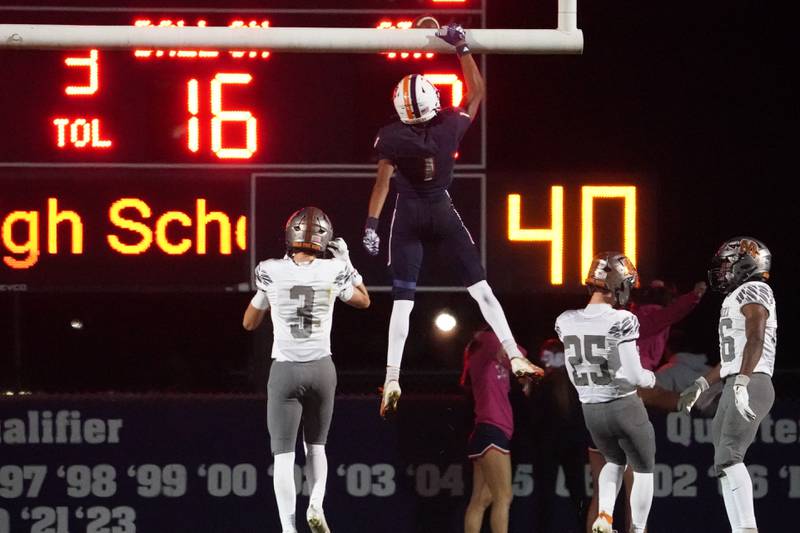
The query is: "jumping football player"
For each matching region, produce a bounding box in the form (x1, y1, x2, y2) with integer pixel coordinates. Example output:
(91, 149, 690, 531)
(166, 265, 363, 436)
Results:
(555, 252, 657, 533)
(678, 237, 776, 533)
(362, 23, 541, 417)
(243, 207, 370, 533)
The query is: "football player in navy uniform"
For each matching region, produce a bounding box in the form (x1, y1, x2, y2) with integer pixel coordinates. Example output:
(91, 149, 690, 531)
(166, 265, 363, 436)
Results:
(362, 24, 542, 417)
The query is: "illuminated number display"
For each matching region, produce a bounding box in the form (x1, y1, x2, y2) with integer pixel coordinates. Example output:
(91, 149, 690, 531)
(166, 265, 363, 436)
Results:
(0, 1, 484, 165)
(186, 73, 258, 159)
(507, 183, 648, 287)
(2, 1, 649, 292)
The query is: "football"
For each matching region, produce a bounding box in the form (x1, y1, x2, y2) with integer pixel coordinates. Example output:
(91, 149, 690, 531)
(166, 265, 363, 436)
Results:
(413, 15, 440, 29)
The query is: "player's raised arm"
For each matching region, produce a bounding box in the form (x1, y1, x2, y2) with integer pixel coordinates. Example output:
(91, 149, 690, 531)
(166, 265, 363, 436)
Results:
(363, 158, 394, 256)
(438, 24, 485, 120)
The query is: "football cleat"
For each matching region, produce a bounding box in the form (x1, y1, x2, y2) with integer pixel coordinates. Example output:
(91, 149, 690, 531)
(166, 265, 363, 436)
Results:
(590, 512, 614, 533)
(510, 357, 544, 380)
(307, 505, 330, 533)
(380, 380, 402, 418)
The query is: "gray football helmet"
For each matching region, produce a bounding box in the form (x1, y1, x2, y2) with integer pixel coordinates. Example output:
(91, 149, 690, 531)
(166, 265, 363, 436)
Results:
(708, 236, 771, 294)
(585, 251, 640, 307)
(284, 207, 333, 256)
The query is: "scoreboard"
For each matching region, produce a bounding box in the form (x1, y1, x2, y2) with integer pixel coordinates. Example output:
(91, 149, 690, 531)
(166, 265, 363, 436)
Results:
(0, 0, 487, 291)
(1, 1, 650, 292)
(0, 1, 484, 165)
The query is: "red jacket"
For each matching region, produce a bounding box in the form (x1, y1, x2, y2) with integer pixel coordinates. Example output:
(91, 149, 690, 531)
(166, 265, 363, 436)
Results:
(632, 290, 701, 371)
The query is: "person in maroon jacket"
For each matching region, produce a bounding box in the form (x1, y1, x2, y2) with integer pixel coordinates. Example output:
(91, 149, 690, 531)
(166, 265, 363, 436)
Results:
(460, 326, 529, 533)
(631, 279, 707, 370)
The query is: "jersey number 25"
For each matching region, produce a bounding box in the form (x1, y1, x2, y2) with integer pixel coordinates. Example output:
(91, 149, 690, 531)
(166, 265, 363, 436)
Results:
(564, 335, 612, 386)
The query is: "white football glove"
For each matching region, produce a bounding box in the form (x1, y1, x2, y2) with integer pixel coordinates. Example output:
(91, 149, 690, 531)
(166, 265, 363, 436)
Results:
(327, 237, 350, 263)
(362, 228, 380, 256)
(677, 376, 709, 413)
(733, 374, 757, 421)
(642, 369, 657, 389)
(328, 238, 364, 287)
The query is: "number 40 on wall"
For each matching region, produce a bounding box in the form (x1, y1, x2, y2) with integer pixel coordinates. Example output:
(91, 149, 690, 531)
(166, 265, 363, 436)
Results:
(507, 186, 637, 286)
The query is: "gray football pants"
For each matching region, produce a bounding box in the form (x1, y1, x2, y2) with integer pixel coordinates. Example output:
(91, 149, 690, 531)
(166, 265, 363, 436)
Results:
(582, 393, 656, 473)
(712, 372, 774, 475)
(267, 356, 337, 455)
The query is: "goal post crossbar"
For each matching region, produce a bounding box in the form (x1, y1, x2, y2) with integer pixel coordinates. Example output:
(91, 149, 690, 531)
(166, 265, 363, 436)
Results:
(0, 25, 583, 54)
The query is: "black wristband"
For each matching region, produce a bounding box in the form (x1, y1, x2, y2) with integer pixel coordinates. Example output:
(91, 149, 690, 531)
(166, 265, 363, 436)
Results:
(456, 43, 471, 57)
(365, 217, 379, 231)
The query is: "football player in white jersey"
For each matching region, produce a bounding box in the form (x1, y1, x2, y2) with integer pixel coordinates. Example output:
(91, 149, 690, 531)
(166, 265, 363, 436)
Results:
(555, 252, 656, 533)
(243, 207, 370, 533)
(678, 237, 776, 533)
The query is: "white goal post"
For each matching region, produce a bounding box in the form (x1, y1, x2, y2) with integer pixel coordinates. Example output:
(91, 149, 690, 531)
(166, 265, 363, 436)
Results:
(0, 1, 582, 55)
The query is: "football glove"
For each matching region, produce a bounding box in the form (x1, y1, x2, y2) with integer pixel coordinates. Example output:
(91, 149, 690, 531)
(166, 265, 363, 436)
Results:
(733, 374, 757, 421)
(677, 376, 709, 413)
(329, 238, 364, 286)
(437, 24, 470, 56)
(437, 24, 466, 46)
(363, 228, 380, 256)
(327, 237, 350, 263)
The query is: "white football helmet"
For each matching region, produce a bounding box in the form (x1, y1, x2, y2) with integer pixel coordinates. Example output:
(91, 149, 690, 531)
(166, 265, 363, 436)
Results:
(392, 74, 440, 124)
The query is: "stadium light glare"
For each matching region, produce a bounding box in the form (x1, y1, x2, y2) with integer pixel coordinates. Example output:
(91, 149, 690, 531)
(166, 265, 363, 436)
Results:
(434, 312, 457, 333)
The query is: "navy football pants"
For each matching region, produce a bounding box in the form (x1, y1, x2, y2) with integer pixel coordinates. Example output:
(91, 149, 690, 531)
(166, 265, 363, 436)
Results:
(388, 193, 485, 300)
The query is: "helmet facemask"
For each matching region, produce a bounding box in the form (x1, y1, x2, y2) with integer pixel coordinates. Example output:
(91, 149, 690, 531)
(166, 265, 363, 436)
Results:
(284, 207, 333, 257)
(708, 252, 735, 293)
(708, 237, 771, 294)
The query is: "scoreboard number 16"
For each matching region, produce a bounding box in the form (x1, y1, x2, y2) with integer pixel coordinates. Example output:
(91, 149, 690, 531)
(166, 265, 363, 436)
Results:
(187, 73, 258, 159)
(53, 49, 259, 159)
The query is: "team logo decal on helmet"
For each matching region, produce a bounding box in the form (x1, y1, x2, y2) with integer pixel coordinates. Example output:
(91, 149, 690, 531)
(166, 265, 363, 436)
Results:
(284, 207, 333, 256)
(708, 236, 771, 294)
(392, 74, 441, 124)
(585, 251, 640, 307)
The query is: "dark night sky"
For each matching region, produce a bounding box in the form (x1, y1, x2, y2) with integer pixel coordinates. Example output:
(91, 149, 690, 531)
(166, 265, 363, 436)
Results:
(482, 0, 793, 361)
(489, 0, 792, 272)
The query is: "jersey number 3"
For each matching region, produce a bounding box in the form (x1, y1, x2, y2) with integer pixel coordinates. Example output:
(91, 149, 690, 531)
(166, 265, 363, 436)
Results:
(290, 286, 318, 339)
(564, 335, 612, 386)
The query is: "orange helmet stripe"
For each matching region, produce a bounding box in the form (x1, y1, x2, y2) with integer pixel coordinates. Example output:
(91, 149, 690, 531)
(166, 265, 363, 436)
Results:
(401, 75, 415, 121)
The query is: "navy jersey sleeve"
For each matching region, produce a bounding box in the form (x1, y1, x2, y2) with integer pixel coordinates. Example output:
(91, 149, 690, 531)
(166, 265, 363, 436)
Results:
(373, 126, 396, 162)
(441, 107, 473, 144)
